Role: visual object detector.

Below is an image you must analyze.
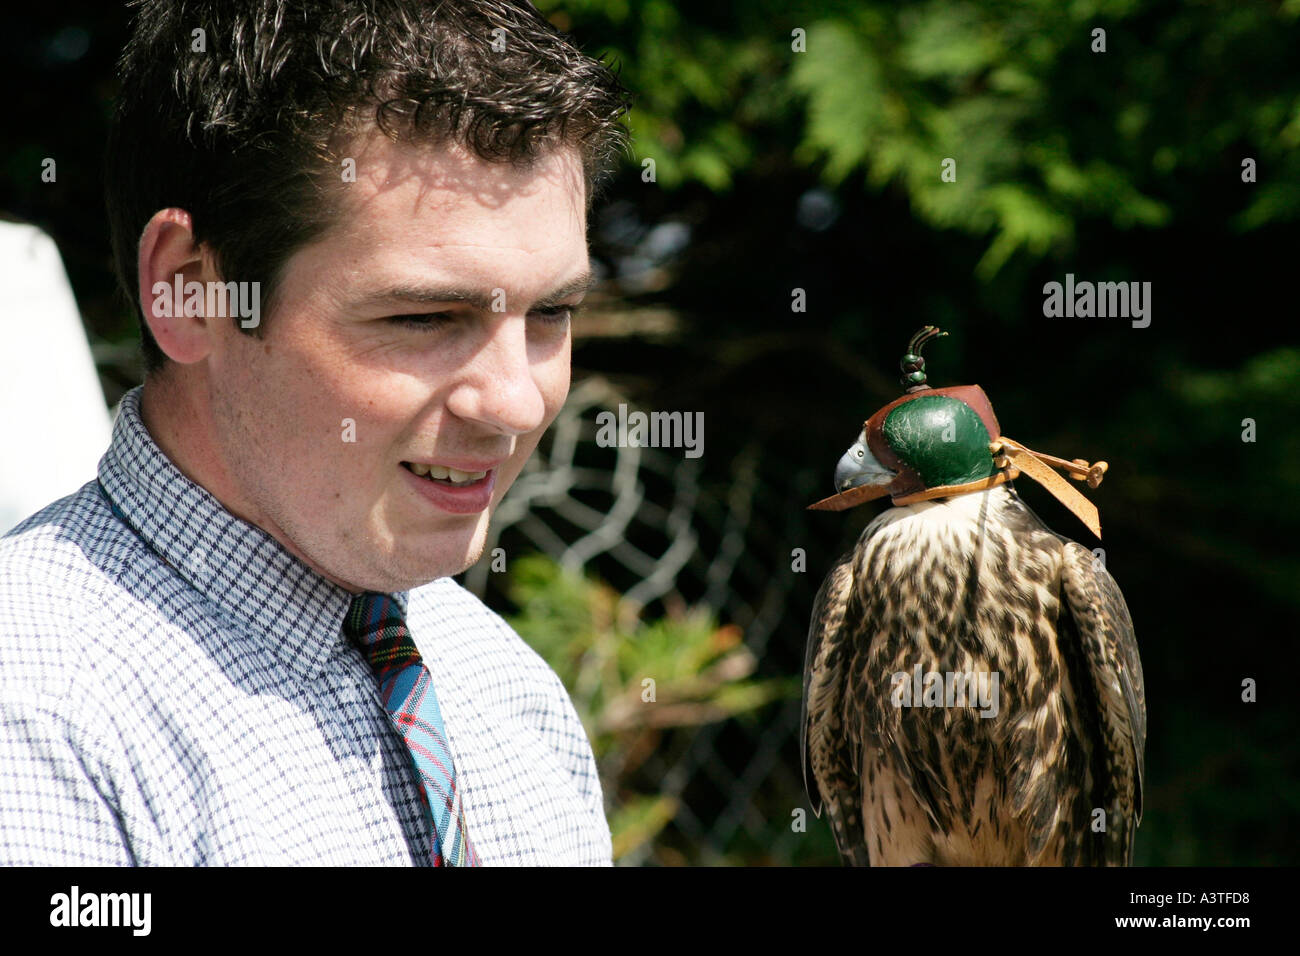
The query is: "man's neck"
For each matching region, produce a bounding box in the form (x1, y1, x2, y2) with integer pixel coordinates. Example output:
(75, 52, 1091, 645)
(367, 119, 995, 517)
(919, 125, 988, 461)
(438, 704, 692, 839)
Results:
(138, 375, 365, 595)
(140, 374, 234, 506)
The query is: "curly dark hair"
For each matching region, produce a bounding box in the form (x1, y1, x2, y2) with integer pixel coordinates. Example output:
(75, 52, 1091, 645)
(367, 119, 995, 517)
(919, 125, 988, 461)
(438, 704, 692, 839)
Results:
(105, 0, 632, 373)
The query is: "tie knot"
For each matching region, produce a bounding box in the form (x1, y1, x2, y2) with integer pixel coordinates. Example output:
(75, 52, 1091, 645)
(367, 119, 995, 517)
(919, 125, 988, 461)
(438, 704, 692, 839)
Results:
(343, 591, 420, 677)
(344, 591, 400, 646)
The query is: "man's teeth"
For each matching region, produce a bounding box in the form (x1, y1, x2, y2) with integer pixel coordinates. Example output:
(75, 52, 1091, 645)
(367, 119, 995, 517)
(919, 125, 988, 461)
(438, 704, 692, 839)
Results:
(407, 462, 487, 483)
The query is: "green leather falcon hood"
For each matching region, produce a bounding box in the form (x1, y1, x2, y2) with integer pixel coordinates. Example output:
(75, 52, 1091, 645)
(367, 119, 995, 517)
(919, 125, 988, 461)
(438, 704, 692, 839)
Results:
(809, 326, 1110, 538)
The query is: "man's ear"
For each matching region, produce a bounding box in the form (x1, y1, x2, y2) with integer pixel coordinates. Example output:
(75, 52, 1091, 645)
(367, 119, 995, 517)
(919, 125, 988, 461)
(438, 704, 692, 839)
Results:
(137, 208, 217, 365)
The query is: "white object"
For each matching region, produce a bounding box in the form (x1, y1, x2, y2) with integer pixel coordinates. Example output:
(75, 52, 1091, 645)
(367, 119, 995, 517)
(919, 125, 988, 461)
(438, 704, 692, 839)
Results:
(0, 221, 113, 534)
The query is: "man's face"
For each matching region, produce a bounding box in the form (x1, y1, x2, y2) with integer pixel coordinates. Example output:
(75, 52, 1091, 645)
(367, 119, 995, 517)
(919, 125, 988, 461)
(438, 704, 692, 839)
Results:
(201, 134, 587, 592)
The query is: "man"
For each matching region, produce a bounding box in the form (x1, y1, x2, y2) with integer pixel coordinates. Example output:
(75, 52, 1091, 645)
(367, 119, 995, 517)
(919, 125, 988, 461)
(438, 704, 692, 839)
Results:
(0, 0, 630, 865)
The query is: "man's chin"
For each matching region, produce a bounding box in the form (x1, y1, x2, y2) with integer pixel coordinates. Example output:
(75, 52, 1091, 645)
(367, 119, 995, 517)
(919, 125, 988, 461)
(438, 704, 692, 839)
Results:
(352, 531, 489, 593)
(337, 561, 471, 595)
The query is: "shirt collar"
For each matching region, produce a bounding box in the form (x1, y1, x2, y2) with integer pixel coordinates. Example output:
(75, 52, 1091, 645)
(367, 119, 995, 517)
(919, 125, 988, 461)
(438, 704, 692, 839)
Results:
(98, 386, 409, 678)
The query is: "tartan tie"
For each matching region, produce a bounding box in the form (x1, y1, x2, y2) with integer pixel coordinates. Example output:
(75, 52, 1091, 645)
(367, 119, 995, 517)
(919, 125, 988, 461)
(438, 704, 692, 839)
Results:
(344, 592, 480, 867)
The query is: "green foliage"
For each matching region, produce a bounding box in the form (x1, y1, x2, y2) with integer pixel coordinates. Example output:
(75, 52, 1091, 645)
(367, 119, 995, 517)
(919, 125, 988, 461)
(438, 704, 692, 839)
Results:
(505, 553, 795, 862)
(789, 2, 1178, 275)
(542, 0, 1300, 272)
(540, 0, 786, 189)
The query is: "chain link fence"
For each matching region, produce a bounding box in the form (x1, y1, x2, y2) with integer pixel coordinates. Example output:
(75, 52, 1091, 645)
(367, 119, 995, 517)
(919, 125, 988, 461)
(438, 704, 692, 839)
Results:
(461, 375, 857, 865)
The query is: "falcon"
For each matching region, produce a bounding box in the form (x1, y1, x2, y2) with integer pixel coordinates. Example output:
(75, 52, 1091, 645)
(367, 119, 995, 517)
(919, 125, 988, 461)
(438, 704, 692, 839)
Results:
(800, 327, 1146, 866)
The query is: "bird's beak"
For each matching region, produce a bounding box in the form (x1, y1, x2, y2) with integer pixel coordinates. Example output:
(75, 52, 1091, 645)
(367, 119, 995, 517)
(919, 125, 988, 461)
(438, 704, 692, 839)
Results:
(809, 439, 898, 512)
(834, 440, 896, 493)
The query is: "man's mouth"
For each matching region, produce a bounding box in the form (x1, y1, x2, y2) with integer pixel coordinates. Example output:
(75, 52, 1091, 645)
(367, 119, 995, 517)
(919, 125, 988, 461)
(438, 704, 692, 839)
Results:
(401, 461, 489, 486)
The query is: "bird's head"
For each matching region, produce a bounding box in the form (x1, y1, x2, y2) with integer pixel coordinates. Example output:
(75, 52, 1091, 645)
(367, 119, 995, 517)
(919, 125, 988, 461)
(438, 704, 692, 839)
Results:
(833, 390, 1001, 497)
(809, 326, 1110, 538)
(813, 326, 1004, 511)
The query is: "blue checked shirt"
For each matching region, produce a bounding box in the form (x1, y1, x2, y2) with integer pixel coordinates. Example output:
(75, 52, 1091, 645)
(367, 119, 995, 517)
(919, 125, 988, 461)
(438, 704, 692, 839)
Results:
(0, 386, 612, 866)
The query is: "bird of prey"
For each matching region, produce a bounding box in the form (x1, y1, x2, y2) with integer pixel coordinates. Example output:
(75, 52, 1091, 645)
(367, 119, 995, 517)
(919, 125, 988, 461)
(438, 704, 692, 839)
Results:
(801, 327, 1146, 866)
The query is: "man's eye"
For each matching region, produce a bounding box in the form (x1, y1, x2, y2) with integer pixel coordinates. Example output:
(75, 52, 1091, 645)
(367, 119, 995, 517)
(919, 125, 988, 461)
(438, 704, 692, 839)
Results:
(531, 304, 579, 324)
(389, 313, 455, 330)
(387, 305, 579, 329)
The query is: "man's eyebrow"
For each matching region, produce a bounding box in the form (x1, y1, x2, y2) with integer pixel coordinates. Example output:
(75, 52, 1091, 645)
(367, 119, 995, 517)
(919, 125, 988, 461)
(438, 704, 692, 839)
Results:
(533, 272, 595, 308)
(361, 272, 595, 312)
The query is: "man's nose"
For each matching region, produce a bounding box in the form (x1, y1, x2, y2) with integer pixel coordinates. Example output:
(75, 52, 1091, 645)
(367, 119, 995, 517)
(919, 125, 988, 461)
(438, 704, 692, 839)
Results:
(444, 316, 549, 435)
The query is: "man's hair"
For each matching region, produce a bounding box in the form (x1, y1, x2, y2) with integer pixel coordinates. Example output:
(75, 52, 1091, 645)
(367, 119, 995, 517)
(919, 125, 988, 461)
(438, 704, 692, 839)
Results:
(106, 0, 631, 373)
